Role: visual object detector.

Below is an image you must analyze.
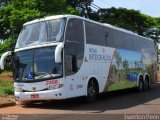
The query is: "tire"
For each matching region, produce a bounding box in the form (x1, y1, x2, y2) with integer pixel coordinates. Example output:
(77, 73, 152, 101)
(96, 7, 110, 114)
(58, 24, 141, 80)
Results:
(144, 77, 150, 90)
(86, 80, 98, 102)
(138, 76, 144, 91)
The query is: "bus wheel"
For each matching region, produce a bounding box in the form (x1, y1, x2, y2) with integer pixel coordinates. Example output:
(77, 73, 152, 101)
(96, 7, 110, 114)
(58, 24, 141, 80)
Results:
(138, 76, 144, 91)
(144, 76, 150, 90)
(86, 79, 98, 102)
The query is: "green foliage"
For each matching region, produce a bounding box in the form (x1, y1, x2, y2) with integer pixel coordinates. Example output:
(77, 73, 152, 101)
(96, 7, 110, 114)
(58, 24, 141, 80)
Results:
(0, 0, 10, 8)
(0, 80, 14, 96)
(0, 0, 160, 54)
(0, 87, 13, 96)
(66, 6, 80, 15)
(0, 5, 12, 39)
(0, 70, 12, 76)
(155, 17, 160, 29)
(0, 0, 80, 40)
(66, 0, 93, 17)
(96, 7, 156, 36)
(9, 9, 41, 37)
(35, 0, 67, 15)
(0, 38, 15, 71)
(0, 0, 83, 57)
(0, 0, 42, 39)
(0, 38, 16, 55)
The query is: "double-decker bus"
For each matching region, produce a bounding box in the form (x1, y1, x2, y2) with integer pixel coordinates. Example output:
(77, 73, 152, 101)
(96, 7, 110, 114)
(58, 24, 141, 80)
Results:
(0, 15, 157, 104)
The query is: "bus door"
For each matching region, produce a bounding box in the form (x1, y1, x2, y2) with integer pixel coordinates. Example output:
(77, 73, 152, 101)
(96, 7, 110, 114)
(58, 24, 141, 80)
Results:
(64, 18, 85, 97)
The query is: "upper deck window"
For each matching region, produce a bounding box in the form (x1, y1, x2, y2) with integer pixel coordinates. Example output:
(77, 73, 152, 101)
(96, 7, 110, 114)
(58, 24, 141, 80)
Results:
(16, 18, 65, 48)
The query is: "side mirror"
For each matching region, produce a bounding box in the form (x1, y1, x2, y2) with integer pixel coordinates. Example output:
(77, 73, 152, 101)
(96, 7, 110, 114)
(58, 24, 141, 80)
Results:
(55, 43, 64, 63)
(0, 51, 12, 70)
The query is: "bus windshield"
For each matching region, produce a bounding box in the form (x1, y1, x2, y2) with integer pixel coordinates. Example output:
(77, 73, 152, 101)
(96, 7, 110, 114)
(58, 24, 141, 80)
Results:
(16, 18, 65, 48)
(13, 47, 62, 82)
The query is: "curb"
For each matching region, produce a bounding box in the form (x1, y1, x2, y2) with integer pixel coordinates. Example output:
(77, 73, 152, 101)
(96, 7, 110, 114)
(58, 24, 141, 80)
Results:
(0, 102, 16, 108)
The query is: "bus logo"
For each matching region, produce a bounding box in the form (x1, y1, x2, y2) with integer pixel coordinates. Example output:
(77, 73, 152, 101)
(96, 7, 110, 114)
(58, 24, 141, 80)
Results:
(46, 80, 58, 85)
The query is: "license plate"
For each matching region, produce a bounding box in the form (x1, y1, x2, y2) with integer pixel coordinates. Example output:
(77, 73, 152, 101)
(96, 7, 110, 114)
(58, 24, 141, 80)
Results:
(31, 94, 39, 99)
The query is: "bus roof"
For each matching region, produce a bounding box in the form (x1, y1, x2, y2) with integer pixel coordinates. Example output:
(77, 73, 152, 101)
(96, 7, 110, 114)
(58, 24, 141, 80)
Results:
(23, 14, 153, 42)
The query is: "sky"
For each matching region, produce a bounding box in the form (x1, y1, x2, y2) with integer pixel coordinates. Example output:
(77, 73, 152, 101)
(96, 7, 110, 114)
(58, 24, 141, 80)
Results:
(93, 0, 160, 18)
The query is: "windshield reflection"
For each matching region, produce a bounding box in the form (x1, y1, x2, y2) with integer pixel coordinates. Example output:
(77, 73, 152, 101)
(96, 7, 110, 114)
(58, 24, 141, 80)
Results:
(13, 47, 62, 82)
(16, 19, 65, 48)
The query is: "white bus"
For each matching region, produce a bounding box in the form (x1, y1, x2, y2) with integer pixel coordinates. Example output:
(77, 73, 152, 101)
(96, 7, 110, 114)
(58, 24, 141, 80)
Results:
(0, 15, 157, 104)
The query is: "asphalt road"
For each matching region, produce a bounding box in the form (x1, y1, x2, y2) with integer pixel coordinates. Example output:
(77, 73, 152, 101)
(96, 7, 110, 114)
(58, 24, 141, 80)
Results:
(0, 83, 160, 120)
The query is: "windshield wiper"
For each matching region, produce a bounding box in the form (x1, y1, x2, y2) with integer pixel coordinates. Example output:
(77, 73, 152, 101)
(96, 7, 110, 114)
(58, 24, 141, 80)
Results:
(35, 72, 60, 79)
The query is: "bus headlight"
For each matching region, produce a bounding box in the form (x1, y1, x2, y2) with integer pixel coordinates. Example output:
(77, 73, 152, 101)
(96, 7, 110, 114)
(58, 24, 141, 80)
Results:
(48, 84, 63, 90)
(15, 87, 23, 92)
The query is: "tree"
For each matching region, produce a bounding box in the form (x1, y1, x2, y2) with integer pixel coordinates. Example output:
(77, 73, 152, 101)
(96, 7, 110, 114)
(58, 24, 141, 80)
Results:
(0, 0, 42, 39)
(0, 0, 80, 40)
(0, 0, 11, 7)
(96, 7, 156, 36)
(33, 0, 67, 15)
(0, 38, 16, 56)
(144, 26, 160, 44)
(155, 17, 160, 29)
(66, 0, 93, 17)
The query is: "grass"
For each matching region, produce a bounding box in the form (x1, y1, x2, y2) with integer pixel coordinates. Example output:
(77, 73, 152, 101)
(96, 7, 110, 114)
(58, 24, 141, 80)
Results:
(0, 70, 12, 76)
(0, 80, 14, 96)
(0, 71, 14, 104)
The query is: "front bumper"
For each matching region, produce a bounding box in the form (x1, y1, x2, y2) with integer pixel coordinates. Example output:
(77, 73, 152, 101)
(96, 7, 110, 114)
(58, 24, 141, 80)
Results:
(15, 88, 66, 102)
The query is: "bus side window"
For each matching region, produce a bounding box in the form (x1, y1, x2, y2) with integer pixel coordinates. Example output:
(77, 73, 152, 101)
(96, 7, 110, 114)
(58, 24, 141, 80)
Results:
(65, 19, 84, 43)
(85, 21, 106, 46)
